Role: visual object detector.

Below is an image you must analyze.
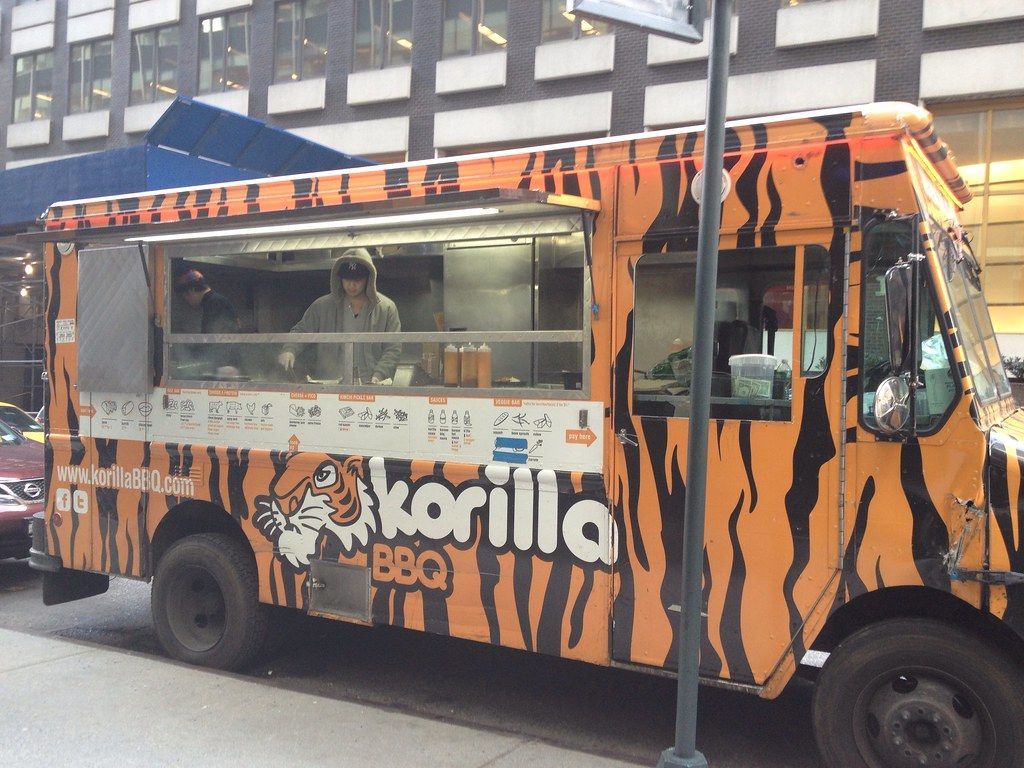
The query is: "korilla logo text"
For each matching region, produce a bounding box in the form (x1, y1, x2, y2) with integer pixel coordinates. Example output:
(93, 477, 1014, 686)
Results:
(254, 454, 616, 576)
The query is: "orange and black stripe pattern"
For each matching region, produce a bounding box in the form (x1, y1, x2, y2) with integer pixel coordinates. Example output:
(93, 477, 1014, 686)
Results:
(42, 104, 1018, 694)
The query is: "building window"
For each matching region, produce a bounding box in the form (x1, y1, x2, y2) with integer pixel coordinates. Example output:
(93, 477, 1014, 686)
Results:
(199, 11, 250, 93)
(131, 26, 180, 104)
(540, 0, 608, 43)
(354, 0, 412, 71)
(442, 0, 507, 58)
(69, 40, 112, 114)
(12, 52, 53, 123)
(934, 104, 1024, 333)
(274, 0, 328, 82)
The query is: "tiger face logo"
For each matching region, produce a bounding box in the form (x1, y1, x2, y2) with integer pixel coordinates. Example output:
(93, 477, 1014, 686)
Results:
(254, 456, 377, 570)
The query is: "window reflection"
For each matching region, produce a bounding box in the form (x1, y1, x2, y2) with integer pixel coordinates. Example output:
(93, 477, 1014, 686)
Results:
(354, 0, 413, 71)
(199, 12, 250, 93)
(630, 246, 826, 422)
(540, 0, 609, 42)
(934, 105, 1024, 333)
(69, 40, 112, 114)
(13, 52, 53, 123)
(274, 0, 328, 82)
(442, 0, 507, 57)
(131, 26, 179, 104)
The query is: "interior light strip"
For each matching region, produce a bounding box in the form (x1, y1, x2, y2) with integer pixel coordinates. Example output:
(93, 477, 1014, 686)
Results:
(125, 207, 503, 244)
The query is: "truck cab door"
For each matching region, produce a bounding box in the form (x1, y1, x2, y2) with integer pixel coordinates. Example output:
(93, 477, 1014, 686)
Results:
(610, 234, 844, 686)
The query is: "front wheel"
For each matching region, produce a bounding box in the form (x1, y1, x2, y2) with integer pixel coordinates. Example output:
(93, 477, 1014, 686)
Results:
(151, 533, 269, 670)
(813, 618, 1024, 768)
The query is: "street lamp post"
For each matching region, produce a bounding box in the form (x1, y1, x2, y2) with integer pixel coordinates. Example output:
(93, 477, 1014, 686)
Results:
(568, 2, 733, 766)
(657, 2, 732, 765)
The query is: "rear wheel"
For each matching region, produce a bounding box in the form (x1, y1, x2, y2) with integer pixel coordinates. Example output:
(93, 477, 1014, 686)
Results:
(151, 533, 268, 670)
(813, 618, 1024, 768)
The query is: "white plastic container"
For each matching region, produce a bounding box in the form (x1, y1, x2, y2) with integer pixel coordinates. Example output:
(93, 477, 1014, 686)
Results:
(729, 354, 777, 398)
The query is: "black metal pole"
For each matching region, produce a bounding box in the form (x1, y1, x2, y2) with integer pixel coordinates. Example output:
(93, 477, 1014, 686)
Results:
(658, 1, 732, 766)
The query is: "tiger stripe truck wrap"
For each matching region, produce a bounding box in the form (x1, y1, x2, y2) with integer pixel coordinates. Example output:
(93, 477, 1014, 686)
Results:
(32, 102, 1024, 766)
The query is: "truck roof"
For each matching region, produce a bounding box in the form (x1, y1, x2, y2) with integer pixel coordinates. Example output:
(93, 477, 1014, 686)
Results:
(37, 101, 970, 236)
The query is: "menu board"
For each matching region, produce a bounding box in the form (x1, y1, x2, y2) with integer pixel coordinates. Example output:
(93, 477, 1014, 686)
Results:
(82, 388, 604, 473)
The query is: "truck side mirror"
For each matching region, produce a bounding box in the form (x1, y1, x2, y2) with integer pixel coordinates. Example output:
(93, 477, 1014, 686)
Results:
(874, 375, 911, 435)
(884, 262, 913, 373)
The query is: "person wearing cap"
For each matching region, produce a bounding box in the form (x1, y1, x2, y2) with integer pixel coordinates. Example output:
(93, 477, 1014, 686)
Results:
(174, 269, 239, 335)
(173, 269, 242, 377)
(277, 248, 401, 383)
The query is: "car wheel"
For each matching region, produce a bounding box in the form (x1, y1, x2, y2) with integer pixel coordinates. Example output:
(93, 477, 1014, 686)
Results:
(151, 532, 268, 670)
(813, 618, 1024, 768)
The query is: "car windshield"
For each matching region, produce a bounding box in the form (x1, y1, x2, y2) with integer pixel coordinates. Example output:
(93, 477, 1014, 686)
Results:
(0, 418, 25, 444)
(0, 406, 42, 433)
(932, 221, 1012, 406)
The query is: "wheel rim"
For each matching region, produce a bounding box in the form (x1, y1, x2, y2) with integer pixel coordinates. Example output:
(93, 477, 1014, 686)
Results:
(165, 564, 227, 653)
(854, 668, 991, 768)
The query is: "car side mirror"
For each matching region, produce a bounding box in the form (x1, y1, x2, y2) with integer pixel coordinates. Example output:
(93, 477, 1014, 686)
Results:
(884, 262, 913, 373)
(874, 375, 911, 435)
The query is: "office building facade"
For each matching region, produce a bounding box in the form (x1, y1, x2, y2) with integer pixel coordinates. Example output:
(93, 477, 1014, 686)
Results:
(0, 0, 1021, 342)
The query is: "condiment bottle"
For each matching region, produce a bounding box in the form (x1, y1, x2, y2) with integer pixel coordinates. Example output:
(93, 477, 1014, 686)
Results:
(422, 342, 440, 378)
(460, 343, 477, 387)
(476, 343, 492, 388)
(444, 344, 459, 387)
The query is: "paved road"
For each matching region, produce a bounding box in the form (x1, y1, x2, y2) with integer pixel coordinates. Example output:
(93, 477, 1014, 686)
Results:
(0, 559, 823, 768)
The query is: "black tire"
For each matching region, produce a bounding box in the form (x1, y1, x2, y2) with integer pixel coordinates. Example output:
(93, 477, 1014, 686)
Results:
(813, 618, 1024, 768)
(151, 533, 269, 671)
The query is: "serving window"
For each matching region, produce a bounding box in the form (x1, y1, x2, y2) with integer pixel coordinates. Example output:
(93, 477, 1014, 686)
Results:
(163, 217, 590, 397)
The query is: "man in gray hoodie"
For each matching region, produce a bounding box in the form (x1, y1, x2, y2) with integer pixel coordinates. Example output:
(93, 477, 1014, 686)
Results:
(277, 248, 402, 383)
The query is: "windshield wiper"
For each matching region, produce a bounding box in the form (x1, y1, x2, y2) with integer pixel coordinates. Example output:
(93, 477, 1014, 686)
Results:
(958, 229, 983, 277)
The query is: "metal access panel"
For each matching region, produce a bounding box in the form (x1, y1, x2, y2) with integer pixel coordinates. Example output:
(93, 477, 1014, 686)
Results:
(308, 560, 371, 621)
(78, 245, 152, 393)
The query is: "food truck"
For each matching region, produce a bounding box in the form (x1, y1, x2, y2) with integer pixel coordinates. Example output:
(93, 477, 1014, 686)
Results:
(28, 102, 1024, 767)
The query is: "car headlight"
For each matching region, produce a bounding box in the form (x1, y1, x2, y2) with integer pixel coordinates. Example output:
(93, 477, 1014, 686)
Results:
(0, 494, 27, 510)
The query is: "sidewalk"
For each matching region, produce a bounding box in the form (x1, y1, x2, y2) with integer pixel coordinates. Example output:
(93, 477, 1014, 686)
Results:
(0, 628, 641, 767)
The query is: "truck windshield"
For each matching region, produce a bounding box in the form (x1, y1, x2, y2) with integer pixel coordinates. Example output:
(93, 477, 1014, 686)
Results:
(931, 222, 1012, 406)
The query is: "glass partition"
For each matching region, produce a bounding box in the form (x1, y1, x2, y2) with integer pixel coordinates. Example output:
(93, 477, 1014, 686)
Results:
(630, 245, 828, 422)
(164, 227, 588, 396)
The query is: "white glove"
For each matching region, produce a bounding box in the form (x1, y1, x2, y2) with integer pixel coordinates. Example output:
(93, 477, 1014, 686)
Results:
(370, 376, 393, 386)
(278, 351, 295, 371)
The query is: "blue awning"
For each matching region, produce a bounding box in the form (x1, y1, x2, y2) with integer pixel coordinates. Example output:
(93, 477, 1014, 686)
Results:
(0, 97, 375, 232)
(144, 97, 375, 177)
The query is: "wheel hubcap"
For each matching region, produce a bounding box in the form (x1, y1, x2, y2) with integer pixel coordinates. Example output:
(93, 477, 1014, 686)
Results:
(166, 565, 226, 653)
(860, 673, 983, 767)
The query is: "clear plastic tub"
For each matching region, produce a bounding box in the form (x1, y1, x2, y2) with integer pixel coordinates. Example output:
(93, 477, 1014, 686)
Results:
(729, 354, 778, 398)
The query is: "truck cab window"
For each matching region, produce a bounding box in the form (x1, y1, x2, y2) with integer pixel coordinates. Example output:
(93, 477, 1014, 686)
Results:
(860, 221, 957, 433)
(632, 247, 811, 422)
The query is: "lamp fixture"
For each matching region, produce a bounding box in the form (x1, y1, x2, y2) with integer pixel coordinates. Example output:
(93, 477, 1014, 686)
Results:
(125, 207, 503, 244)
